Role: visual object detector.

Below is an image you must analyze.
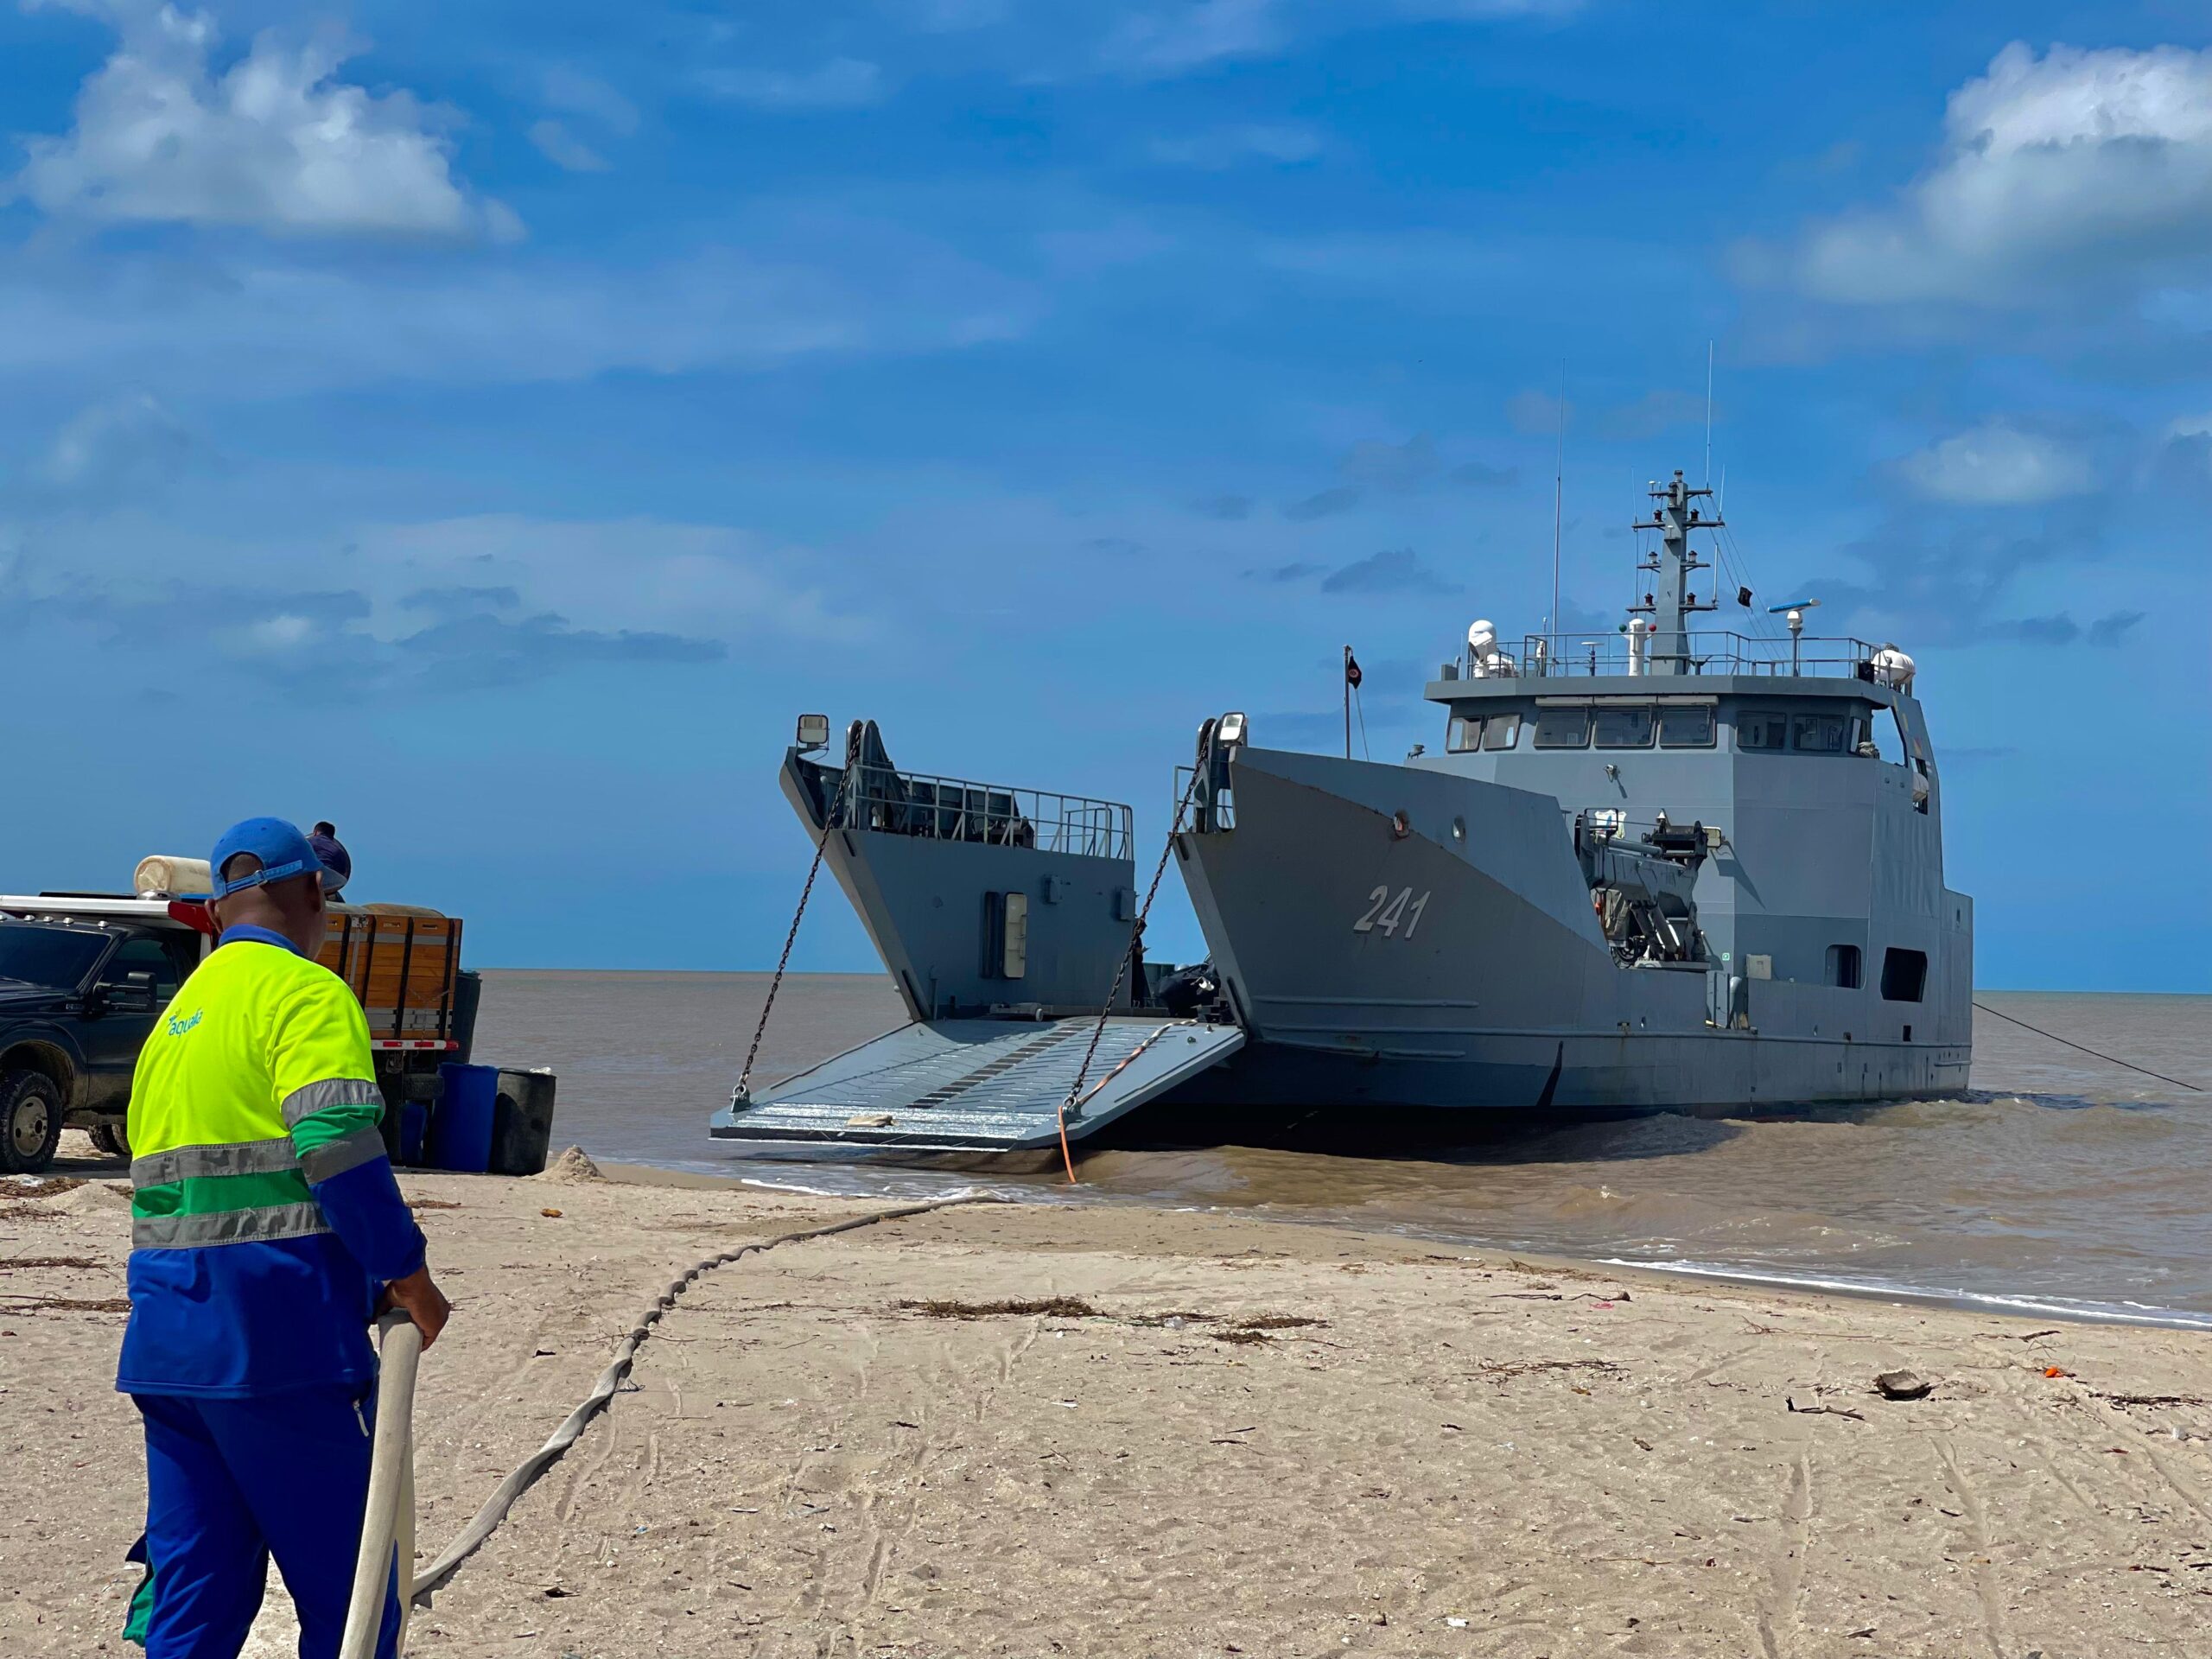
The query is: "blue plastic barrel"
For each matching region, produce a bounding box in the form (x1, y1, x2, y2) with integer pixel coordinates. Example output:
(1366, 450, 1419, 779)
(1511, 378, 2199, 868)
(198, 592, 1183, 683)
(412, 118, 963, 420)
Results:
(428, 1063, 498, 1173)
(399, 1102, 429, 1166)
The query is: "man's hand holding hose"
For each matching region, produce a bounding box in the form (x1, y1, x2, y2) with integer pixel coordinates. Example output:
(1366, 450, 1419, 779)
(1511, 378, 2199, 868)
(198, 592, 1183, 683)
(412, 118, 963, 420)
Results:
(381, 1266, 453, 1351)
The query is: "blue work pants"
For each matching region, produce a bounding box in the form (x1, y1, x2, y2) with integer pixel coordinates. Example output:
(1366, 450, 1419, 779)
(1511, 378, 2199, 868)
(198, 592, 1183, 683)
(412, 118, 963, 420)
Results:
(133, 1387, 400, 1659)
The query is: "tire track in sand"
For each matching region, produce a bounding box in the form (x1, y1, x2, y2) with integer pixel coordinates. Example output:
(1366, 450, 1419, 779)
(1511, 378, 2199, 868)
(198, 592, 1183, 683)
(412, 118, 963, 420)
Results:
(1935, 1437, 2007, 1659)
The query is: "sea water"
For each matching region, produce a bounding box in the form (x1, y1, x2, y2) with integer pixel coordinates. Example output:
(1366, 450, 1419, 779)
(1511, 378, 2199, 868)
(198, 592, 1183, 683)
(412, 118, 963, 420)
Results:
(474, 973, 2212, 1326)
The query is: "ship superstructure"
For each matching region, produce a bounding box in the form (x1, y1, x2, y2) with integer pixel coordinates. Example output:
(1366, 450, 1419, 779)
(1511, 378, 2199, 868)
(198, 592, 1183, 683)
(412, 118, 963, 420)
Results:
(1173, 469, 1972, 1109)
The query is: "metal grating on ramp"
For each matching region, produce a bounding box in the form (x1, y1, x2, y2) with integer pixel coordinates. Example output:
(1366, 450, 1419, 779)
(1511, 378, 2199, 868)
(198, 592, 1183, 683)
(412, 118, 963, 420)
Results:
(709, 1016, 1243, 1151)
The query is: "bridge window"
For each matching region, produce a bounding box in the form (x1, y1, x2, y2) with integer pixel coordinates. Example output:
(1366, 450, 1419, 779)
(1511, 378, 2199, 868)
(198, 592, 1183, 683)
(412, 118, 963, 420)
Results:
(1534, 707, 1592, 749)
(1790, 712, 1849, 754)
(1880, 947, 1927, 1002)
(1826, 944, 1862, 989)
(1738, 710, 1787, 752)
(1593, 706, 1655, 748)
(1659, 706, 1715, 747)
(1450, 713, 1522, 753)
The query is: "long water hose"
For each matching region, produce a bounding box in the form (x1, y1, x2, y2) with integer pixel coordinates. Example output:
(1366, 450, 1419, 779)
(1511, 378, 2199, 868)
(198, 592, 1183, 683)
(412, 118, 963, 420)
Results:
(339, 1315, 421, 1659)
(334, 1198, 988, 1651)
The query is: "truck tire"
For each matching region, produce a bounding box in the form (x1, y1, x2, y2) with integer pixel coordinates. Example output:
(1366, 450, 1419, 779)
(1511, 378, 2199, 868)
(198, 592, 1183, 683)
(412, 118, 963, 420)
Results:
(90, 1119, 131, 1160)
(0, 1069, 66, 1175)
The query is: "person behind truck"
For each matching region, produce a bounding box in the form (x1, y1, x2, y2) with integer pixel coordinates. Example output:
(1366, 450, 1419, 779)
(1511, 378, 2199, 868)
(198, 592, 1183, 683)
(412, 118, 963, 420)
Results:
(308, 821, 352, 897)
(118, 817, 449, 1659)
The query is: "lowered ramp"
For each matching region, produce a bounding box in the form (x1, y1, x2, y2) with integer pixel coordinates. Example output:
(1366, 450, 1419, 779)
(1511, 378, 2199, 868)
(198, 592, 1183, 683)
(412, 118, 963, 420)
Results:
(709, 1016, 1243, 1152)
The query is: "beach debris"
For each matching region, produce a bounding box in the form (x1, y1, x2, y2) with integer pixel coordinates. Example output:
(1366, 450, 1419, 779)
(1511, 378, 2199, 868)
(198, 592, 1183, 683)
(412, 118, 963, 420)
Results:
(536, 1146, 604, 1185)
(1479, 1357, 1626, 1382)
(896, 1295, 1100, 1319)
(2043, 1365, 2072, 1380)
(0, 1255, 99, 1271)
(1874, 1370, 1935, 1400)
(0, 1294, 130, 1313)
(0, 1177, 84, 1201)
(1787, 1397, 1866, 1421)
(1213, 1329, 1271, 1345)
(1231, 1313, 1323, 1331)
(539, 1208, 564, 1219)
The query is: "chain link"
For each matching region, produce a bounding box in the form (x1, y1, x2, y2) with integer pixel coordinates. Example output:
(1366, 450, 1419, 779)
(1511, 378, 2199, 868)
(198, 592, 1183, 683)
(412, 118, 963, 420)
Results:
(732, 809, 836, 1107)
(1055, 757, 1207, 1173)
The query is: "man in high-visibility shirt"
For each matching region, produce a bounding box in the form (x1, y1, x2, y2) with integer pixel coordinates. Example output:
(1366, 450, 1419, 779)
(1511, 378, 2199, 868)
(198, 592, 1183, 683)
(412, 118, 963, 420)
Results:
(120, 817, 451, 1659)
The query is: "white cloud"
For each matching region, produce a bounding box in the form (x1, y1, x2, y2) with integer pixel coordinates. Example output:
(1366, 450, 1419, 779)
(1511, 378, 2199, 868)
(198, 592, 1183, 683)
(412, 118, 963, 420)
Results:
(700, 57, 885, 111)
(1898, 422, 2095, 505)
(528, 118, 610, 174)
(12, 1, 517, 242)
(1147, 124, 1324, 168)
(0, 231, 1042, 399)
(35, 389, 200, 495)
(1102, 0, 1577, 77)
(540, 67, 639, 135)
(353, 514, 857, 647)
(1796, 42, 2212, 305)
(1103, 0, 1283, 74)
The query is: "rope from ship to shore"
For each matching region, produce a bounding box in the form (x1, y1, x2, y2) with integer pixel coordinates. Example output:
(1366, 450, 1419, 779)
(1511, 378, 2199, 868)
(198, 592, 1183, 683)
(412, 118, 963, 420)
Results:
(730, 806, 838, 1109)
(1055, 747, 1210, 1185)
(407, 1193, 1001, 1607)
(1972, 1000, 2205, 1095)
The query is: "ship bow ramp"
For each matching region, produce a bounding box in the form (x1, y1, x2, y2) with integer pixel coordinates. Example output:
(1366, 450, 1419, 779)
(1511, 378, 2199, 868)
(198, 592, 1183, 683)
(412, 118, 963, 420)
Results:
(717, 719, 1242, 1152)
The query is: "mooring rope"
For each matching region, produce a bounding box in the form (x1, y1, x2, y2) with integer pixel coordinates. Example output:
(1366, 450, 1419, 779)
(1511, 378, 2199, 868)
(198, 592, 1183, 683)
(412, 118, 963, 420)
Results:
(410, 1194, 995, 1606)
(1974, 1000, 2204, 1095)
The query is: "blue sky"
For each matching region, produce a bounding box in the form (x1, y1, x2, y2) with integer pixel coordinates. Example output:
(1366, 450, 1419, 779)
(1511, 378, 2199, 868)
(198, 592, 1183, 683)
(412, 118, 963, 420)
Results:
(1, 0, 2206, 988)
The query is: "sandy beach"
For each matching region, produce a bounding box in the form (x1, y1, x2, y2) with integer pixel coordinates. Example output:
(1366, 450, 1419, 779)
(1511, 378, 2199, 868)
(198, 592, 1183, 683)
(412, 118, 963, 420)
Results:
(8, 1141, 2212, 1657)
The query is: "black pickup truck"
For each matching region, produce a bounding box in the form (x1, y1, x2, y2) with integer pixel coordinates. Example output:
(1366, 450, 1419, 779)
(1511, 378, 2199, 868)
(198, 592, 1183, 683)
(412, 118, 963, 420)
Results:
(0, 906, 204, 1173)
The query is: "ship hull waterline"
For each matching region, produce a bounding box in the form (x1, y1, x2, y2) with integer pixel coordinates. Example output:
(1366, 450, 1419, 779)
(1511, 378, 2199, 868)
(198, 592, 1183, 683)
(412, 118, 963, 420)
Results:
(1169, 745, 1970, 1116)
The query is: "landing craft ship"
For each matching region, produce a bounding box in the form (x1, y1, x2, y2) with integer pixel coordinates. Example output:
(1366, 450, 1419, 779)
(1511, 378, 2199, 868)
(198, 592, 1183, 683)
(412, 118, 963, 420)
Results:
(714, 469, 1971, 1153)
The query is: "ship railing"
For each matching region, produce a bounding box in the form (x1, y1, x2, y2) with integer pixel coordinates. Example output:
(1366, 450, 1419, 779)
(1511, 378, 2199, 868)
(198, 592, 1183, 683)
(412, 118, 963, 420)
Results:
(835, 764, 1133, 860)
(1443, 632, 1883, 681)
(1173, 765, 1234, 832)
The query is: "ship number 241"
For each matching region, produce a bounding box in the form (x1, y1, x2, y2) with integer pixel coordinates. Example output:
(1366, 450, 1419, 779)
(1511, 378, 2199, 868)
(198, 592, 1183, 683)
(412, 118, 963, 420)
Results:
(1354, 886, 1430, 939)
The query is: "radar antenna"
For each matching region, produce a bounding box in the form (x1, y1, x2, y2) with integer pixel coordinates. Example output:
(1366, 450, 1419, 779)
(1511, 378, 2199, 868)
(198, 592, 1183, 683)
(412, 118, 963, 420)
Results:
(1627, 469, 1722, 675)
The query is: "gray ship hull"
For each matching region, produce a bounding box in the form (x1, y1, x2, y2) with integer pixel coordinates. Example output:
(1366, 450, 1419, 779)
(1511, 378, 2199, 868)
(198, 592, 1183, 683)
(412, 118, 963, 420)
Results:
(1176, 745, 1970, 1112)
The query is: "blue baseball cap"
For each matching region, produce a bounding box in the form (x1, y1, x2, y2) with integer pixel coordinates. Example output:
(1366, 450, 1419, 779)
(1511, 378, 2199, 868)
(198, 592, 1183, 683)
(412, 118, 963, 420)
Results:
(209, 817, 334, 899)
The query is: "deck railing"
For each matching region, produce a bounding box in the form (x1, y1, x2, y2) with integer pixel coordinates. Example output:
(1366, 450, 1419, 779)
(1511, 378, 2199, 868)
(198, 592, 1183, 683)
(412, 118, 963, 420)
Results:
(836, 764, 1133, 861)
(1443, 632, 1885, 683)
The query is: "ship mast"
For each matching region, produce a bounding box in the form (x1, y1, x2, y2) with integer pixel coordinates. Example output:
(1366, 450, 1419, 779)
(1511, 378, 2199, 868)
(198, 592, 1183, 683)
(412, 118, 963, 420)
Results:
(1629, 469, 1720, 676)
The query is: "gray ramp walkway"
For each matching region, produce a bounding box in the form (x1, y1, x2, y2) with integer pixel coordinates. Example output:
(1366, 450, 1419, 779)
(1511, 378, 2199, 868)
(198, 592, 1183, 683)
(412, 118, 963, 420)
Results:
(709, 1016, 1243, 1151)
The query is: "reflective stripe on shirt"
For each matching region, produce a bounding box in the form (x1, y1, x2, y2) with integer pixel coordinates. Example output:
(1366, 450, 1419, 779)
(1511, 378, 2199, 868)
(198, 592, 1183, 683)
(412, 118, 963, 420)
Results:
(133, 1202, 332, 1249)
(281, 1077, 385, 1128)
(131, 1136, 299, 1186)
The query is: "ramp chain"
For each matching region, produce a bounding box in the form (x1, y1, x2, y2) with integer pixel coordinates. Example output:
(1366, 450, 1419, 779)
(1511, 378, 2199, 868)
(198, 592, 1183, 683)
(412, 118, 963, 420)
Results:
(733, 805, 838, 1108)
(1055, 753, 1208, 1181)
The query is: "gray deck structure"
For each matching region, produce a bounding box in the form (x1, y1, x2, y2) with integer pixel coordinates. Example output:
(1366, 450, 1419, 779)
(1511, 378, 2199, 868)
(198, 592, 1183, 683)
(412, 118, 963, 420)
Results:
(1173, 470, 1973, 1111)
(709, 720, 1234, 1150)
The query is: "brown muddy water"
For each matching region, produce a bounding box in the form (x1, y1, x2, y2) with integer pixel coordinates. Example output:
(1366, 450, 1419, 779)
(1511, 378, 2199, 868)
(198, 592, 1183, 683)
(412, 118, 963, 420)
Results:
(474, 972, 2212, 1327)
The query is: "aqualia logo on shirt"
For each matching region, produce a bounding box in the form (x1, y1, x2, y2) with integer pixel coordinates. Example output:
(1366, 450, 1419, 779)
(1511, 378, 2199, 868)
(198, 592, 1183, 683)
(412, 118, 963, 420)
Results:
(166, 1009, 203, 1038)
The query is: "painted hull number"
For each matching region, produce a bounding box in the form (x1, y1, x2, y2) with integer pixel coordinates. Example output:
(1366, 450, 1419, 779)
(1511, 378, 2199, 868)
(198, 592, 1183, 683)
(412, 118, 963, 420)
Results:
(1354, 886, 1429, 939)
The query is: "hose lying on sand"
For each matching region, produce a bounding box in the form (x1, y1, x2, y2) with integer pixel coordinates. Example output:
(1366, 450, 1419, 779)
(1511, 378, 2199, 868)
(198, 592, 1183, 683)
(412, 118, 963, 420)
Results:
(408, 1194, 995, 1608)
